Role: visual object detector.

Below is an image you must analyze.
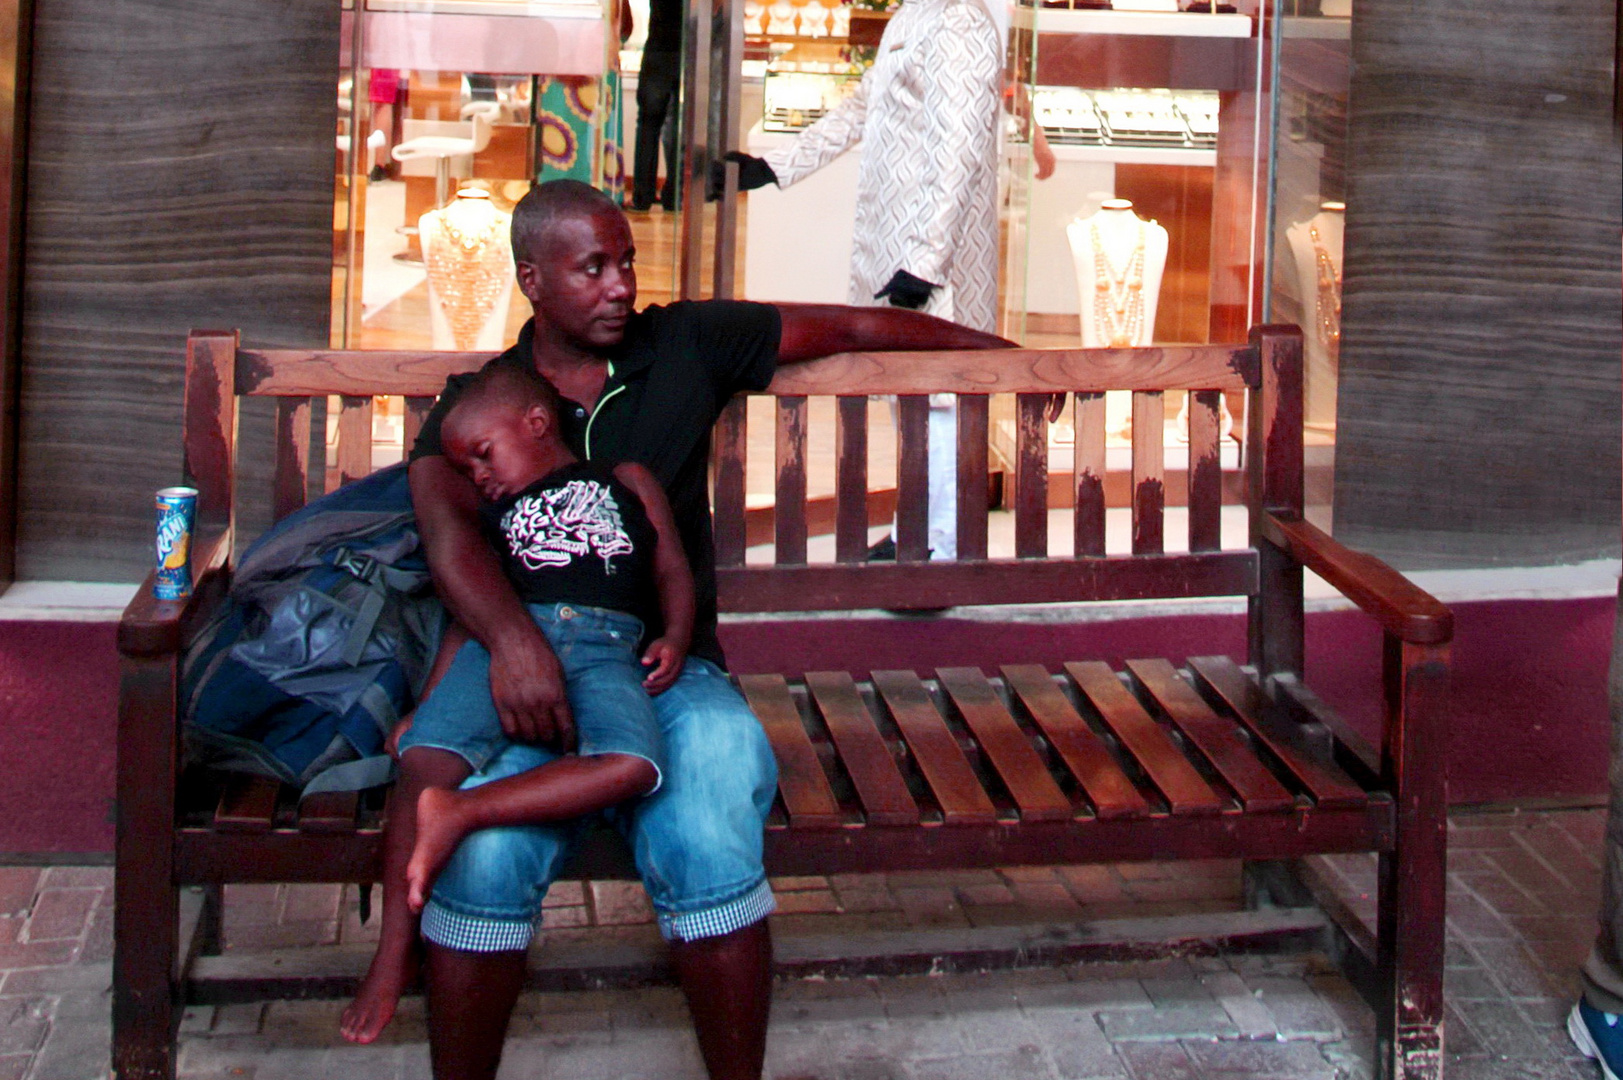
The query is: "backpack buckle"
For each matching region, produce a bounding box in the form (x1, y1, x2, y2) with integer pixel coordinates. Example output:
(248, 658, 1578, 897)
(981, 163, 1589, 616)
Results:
(331, 548, 381, 584)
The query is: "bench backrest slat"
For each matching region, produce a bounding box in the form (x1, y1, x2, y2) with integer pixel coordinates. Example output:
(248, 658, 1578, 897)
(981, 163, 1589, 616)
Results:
(955, 395, 990, 561)
(835, 396, 869, 563)
(197, 333, 1303, 616)
(774, 396, 809, 566)
(896, 395, 930, 561)
(713, 396, 749, 567)
(1073, 392, 1107, 558)
(335, 396, 373, 492)
(1131, 391, 1165, 555)
(1014, 393, 1048, 559)
(1188, 389, 1223, 552)
(273, 397, 312, 522)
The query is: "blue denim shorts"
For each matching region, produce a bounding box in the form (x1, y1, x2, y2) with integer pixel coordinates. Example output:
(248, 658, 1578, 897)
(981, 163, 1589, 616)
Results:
(412, 654, 779, 952)
(398, 602, 664, 790)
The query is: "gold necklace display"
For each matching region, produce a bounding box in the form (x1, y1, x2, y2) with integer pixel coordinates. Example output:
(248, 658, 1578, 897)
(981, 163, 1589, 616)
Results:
(1091, 218, 1146, 348)
(1309, 224, 1341, 353)
(422, 191, 512, 350)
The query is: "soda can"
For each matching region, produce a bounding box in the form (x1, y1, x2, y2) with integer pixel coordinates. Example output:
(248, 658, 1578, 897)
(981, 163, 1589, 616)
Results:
(153, 487, 199, 600)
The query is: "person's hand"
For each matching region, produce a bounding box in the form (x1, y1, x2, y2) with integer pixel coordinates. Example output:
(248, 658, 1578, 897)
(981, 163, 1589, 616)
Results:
(874, 269, 937, 310)
(1033, 127, 1057, 181)
(706, 151, 777, 201)
(641, 637, 687, 694)
(386, 715, 414, 760)
(488, 633, 576, 751)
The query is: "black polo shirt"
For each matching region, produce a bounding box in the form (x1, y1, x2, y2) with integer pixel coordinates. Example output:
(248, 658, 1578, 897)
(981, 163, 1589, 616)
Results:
(409, 300, 782, 667)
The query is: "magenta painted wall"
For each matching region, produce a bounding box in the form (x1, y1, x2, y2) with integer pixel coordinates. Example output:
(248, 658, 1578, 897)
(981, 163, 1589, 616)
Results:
(0, 596, 1611, 854)
(0, 622, 118, 854)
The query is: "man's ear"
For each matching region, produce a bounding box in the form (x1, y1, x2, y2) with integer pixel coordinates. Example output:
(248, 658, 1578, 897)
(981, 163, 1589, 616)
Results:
(515, 260, 544, 304)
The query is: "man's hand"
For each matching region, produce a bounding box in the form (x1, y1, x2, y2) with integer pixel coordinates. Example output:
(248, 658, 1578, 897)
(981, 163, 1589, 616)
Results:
(707, 151, 777, 200)
(874, 269, 937, 311)
(489, 634, 576, 751)
(641, 636, 687, 695)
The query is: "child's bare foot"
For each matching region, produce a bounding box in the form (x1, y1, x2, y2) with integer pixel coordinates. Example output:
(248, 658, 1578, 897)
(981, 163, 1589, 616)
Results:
(407, 787, 468, 913)
(340, 941, 418, 1044)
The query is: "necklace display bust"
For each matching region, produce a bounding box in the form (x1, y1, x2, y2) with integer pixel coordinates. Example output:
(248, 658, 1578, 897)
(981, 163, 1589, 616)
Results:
(1285, 201, 1344, 428)
(1067, 200, 1170, 437)
(419, 187, 515, 351)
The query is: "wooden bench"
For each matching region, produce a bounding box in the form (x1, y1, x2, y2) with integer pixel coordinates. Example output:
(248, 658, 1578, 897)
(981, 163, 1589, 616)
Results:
(113, 325, 1451, 1080)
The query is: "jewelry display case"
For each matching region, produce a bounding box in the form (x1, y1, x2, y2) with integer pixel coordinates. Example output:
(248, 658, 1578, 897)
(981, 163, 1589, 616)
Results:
(995, 0, 1348, 501)
(333, 0, 631, 353)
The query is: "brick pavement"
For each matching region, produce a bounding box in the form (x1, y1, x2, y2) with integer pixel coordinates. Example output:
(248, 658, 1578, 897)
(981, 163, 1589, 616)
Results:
(0, 808, 1611, 1079)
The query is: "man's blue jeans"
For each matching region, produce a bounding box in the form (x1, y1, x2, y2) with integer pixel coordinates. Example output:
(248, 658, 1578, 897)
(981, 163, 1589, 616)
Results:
(418, 655, 778, 953)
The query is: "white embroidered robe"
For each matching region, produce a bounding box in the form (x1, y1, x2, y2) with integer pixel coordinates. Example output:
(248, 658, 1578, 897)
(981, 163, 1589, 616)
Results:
(761, 0, 1003, 333)
(761, 0, 1002, 557)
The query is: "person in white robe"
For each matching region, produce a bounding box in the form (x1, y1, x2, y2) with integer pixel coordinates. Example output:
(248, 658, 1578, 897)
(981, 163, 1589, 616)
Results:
(725, 0, 1004, 559)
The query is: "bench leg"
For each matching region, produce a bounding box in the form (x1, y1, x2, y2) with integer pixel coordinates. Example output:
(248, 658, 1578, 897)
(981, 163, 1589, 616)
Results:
(113, 655, 182, 1080)
(1374, 637, 1448, 1080)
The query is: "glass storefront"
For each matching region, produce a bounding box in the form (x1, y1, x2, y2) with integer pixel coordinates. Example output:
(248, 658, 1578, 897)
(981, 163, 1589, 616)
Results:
(328, 0, 1349, 527)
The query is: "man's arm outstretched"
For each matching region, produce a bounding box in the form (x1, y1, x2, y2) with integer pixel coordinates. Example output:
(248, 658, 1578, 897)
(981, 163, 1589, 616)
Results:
(773, 302, 1015, 365)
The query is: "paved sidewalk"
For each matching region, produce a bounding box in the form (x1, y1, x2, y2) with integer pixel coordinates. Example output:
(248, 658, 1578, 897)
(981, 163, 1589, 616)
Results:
(0, 807, 1609, 1079)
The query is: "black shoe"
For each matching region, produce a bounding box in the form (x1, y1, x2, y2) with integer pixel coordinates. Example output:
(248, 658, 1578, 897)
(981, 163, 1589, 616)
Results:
(627, 197, 654, 212)
(866, 536, 896, 562)
(367, 165, 387, 183)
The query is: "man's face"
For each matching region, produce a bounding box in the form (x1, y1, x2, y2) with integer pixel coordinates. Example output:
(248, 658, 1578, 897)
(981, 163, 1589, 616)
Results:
(517, 208, 637, 350)
(442, 402, 554, 502)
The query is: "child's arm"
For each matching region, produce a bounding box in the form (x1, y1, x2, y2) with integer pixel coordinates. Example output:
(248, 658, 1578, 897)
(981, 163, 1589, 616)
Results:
(613, 462, 694, 694)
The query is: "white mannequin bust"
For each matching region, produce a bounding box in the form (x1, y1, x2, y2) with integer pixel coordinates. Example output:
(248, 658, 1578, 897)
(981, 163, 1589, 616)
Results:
(1068, 200, 1170, 437)
(1285, 201, 1344, 428)
(1068, 199, 1169, 349)
(767, 0, 799, 35)
(419, 187, 515, 351)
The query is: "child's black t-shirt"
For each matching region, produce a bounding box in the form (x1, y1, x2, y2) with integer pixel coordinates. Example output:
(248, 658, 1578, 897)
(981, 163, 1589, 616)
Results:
(480, 460, 659, 622)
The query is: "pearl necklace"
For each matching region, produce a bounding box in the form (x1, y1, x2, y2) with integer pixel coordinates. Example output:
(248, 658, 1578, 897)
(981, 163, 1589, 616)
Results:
(1309, 224, 1341, 353)
(422, 197, 512, 349)
(1091, 218, 1146, 348)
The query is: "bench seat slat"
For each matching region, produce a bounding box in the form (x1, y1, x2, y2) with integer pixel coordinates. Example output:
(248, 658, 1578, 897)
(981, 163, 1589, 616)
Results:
(215, 776, 281, 833)
(738, 675, 844, 828)
(999, 665, 1147, 820)
(1065, 662, 1224, 815)
(936, 668, 1072, 822)
(805, 672, 920, 826)
(872, 670, 998, 825)
(297, 791, 360, 834)
(1126, 659, 1295, 813)
(1186, 656, 1368, 808)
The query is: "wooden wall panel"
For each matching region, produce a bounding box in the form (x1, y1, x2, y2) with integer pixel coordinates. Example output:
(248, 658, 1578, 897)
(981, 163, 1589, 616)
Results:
(16, 0, 337, 580)
(1334, 0, 1622, 568)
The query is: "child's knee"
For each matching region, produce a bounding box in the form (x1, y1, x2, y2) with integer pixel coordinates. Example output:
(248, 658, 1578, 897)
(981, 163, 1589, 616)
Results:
(595, 752, 661, 796)
(400, 745, 474, 789)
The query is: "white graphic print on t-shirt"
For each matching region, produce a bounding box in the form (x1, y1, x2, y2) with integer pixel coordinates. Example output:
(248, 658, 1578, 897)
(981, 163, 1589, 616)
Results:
(501, 479, 635, 572)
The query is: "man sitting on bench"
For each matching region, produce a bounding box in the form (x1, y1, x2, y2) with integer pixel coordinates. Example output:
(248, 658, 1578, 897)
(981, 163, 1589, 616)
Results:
(360, 179, 1009, 1080)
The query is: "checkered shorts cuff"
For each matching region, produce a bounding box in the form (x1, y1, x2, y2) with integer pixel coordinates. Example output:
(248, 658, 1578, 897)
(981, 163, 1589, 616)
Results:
(420, 900, 537, 953)
(657, 879, 776, 943)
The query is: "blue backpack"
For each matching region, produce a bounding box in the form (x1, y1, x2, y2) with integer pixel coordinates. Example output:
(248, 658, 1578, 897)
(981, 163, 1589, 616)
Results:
(181, 464, 445, 795)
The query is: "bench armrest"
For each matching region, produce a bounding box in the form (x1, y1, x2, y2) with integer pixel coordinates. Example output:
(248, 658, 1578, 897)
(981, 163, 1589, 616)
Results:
(1262, 511, 1452, 646)
(117, 529, 233, 658)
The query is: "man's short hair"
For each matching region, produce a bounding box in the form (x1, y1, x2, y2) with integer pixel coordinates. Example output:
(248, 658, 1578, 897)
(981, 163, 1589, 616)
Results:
(444, 363, 563, 433)
(511, 179, 621, 264)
